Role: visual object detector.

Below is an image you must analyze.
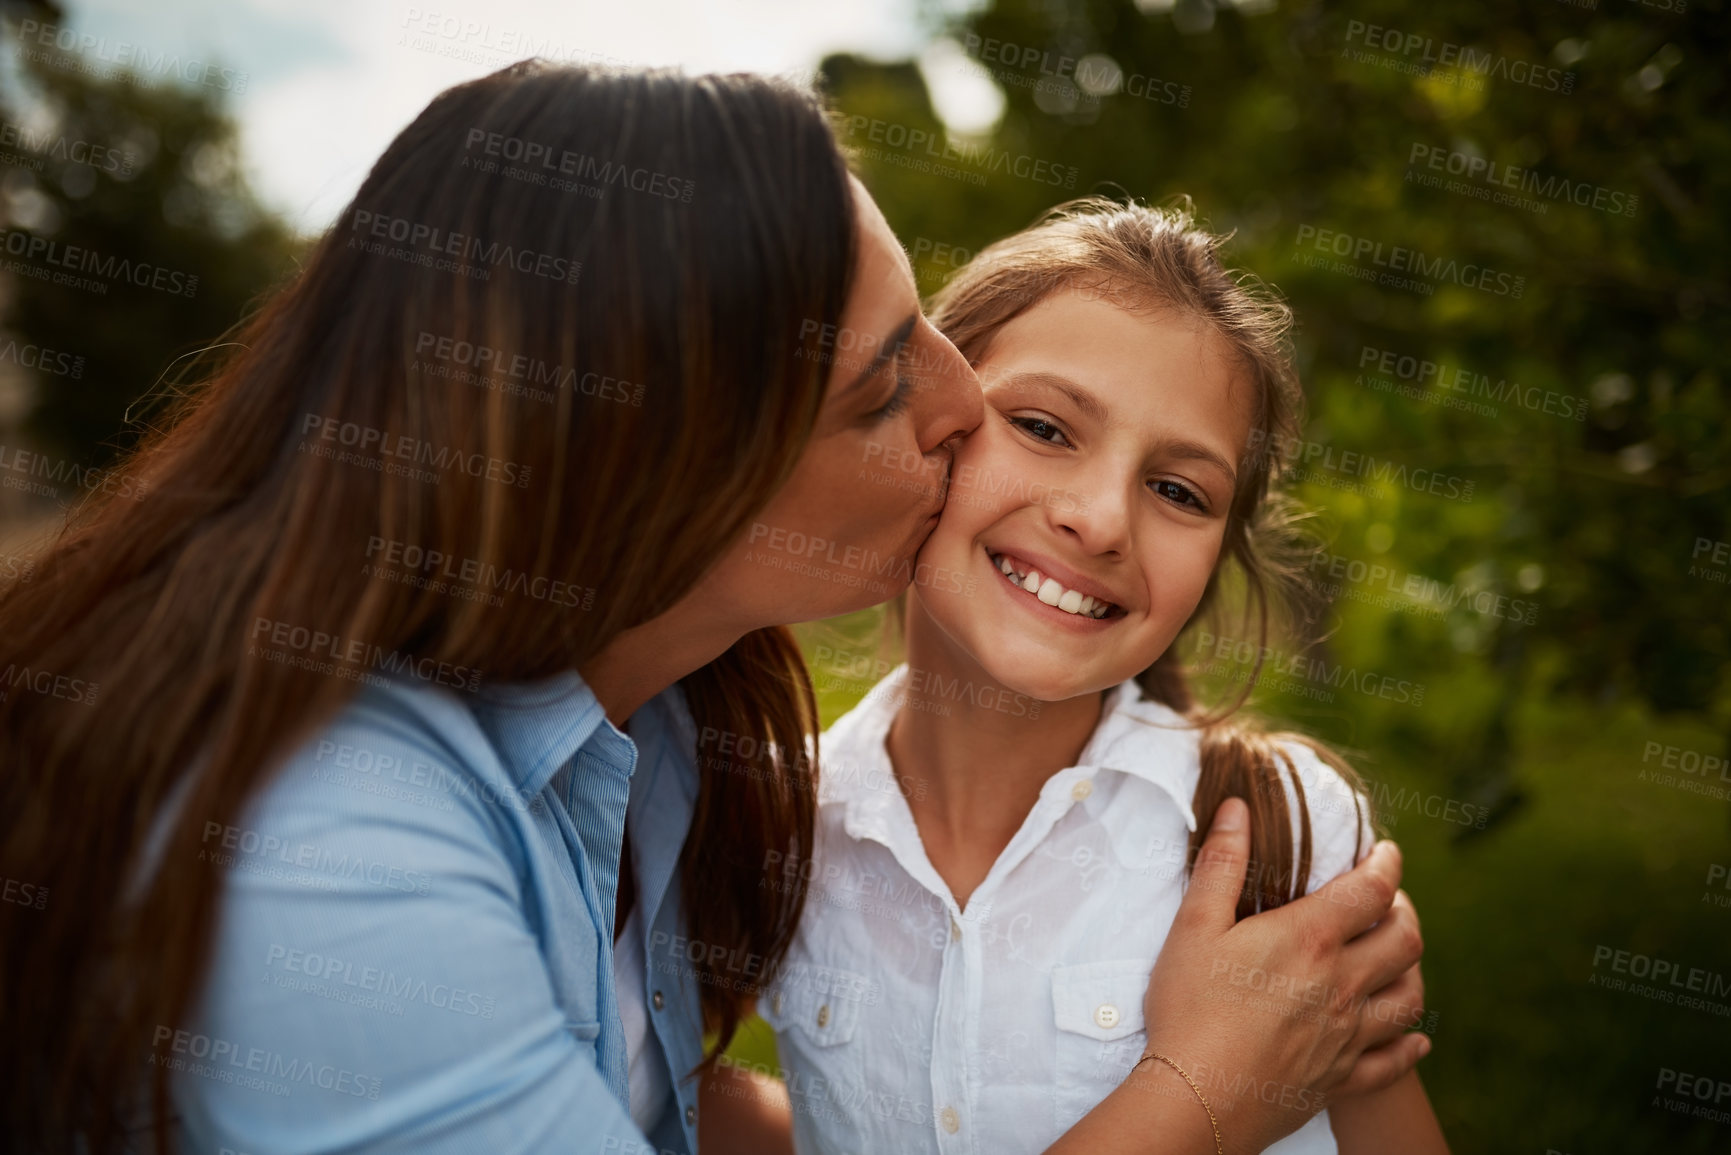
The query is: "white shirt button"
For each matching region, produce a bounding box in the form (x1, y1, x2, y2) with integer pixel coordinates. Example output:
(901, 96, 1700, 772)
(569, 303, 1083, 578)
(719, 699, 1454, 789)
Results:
(651, 990, 665, 1011)
(1071, 778, 1094, 801)
(816, 1003, 830, 1029)
(771, 992, 783, 1016)
(939, 1106, 960, 1133)
(950, 917, 961, 942)
(1094, 1002, 1120, 1029)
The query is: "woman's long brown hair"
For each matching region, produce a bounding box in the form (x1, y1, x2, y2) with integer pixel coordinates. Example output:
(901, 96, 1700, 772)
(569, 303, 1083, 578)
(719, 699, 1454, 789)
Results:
(0, 61, 853, 1152)
(927, 198, 1369, 919)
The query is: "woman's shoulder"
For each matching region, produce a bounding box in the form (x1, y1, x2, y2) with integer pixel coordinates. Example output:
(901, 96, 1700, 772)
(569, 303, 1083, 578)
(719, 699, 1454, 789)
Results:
(233, 678, 538, 872)
(281, 677, 508, 785)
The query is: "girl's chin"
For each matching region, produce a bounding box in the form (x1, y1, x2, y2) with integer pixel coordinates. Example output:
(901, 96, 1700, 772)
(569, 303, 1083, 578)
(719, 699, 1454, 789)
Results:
(915, 572, 1135, 700)
(969, 630, 1154, 701)
(965, 650, 1097, 706)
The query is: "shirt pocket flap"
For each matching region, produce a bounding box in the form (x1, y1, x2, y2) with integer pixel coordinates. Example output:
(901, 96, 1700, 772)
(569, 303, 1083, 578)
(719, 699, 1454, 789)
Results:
(759, 964, 869, 1047)
(1051, 960, 1152, 1043)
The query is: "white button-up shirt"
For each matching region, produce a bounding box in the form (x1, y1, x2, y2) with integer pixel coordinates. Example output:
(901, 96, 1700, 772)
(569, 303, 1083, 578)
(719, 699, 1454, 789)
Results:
(763, 665, 1372, 1155)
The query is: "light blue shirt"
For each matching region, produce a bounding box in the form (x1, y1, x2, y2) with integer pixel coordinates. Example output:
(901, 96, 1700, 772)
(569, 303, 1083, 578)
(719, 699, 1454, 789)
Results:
(166, 671, 706, 1154)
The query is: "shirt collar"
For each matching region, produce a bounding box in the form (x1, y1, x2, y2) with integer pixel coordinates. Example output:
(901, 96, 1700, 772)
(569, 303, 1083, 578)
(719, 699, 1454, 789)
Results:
(625, 682, 701, 924)
(823, 664, 1200, 838)
(1069, 674, 1200, 832)
(468, 670, 631, 798)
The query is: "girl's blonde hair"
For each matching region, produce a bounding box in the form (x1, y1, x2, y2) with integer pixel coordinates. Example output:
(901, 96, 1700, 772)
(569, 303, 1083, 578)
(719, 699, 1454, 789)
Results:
(927, 197, 1368, 917)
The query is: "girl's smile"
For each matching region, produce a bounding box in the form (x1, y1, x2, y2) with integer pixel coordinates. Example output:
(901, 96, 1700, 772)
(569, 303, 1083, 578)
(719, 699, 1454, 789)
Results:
(985, 546, 1126, 621)
(912, 285, 1252, 705)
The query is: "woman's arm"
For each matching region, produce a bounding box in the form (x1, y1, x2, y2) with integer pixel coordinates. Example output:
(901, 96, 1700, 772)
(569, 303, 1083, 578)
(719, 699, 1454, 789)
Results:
(1329, 1070, 1450, 1154)
(1044, 798, 1430, 1155)
(698, 1058, 795, 1155)
(174, 720, 658, 1155)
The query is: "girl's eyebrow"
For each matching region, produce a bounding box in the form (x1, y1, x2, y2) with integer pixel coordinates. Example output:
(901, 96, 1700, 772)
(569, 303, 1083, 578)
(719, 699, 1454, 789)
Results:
(1163, 438, 1239, 488)
(990, 370, 1109, 425)
(997, 369, 1238, 486)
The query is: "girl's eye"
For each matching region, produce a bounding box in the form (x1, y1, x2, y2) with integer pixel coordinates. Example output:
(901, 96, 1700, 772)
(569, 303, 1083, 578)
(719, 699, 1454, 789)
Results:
(1009, 416, 1070, 447)
(1151, 478, 1206, 511)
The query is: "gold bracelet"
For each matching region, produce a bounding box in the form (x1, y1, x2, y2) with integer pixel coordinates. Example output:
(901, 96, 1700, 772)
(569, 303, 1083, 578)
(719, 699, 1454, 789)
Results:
(1133, 1052, 1223, 1155)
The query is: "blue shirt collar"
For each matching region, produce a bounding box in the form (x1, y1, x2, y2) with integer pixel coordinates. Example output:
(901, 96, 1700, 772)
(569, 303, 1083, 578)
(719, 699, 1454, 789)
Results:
(465, 667, 702, 958)
(468, 670, 629, 798)
(626, 683, 701, 925)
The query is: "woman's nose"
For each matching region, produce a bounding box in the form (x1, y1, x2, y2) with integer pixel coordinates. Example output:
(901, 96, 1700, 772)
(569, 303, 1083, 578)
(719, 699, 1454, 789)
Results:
(915, 330, 983, 457)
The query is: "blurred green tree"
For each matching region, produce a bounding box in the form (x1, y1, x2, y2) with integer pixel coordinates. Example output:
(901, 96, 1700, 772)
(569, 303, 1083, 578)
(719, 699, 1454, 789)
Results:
(816, 3, 1730, 1148)
(823, 0, 1729, 817)
(1, 0, 303, 467)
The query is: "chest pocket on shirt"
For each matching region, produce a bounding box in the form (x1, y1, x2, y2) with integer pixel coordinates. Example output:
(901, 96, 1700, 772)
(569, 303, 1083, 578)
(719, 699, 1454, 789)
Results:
(760, 963, 871, 1126)
(1051, 959, 1153, 1135)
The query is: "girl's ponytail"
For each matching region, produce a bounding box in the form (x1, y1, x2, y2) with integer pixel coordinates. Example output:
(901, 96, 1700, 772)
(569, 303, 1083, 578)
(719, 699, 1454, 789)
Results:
(1139, 652, 1366, 919)
(1189, 724, 1310, 919)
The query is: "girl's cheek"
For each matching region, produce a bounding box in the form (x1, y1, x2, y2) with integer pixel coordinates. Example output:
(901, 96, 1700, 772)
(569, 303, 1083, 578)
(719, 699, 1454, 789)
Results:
(952, 416, 998, 471)
(949, 423, 1021, 516)
(1165, 560, 1217, 628)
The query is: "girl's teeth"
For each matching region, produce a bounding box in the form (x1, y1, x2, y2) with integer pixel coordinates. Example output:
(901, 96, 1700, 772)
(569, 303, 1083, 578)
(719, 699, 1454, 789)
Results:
(992, 552, 1116, 619)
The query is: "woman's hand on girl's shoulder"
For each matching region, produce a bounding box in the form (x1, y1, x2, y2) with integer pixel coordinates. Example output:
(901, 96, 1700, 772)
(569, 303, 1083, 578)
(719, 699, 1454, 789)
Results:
(1138, 796, 1429, 1151)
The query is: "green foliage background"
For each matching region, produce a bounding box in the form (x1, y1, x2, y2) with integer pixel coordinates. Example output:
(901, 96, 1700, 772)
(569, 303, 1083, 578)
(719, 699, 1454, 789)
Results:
(2, 0, 1727, 1150)
(0, 0, 300, 469)
(744, 3, 1731, 1152)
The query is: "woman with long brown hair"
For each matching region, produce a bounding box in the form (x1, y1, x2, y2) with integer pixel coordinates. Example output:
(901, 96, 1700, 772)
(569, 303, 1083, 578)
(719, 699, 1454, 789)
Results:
(0, 62, 1426, 1155)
